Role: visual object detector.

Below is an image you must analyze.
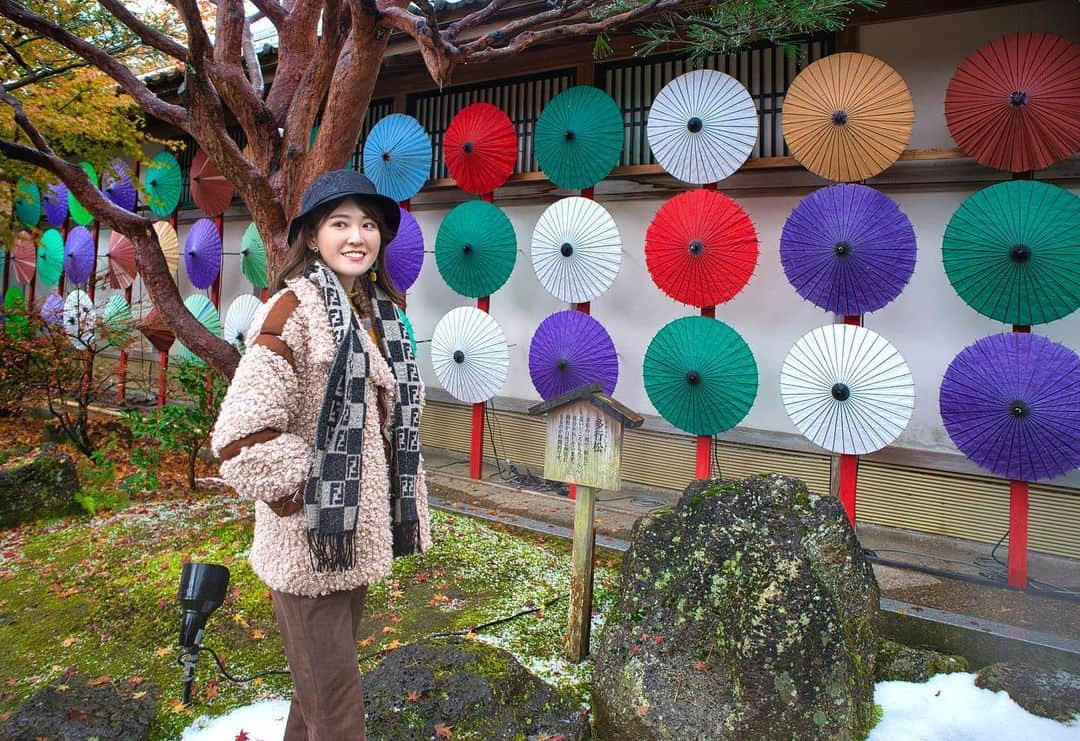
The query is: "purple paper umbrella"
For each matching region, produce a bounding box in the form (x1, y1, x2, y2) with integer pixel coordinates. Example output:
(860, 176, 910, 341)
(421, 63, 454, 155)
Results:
(41, 293, 65, 327)
(64, 226, 96, 285)
(940, 332, 1080, 482)
(529, 310, 619, 400)
(43, 182, 68, 227)
(184, 218, 222, 289)
(101, 160, 137, 212)
(780, 183, 916, 315)
(385, 207, 424, 292)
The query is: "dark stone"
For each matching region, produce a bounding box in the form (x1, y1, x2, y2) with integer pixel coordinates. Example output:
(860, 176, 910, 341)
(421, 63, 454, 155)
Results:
(975, 662, 1080, 722)
(875, 638, 968, 683)
(362, 637, 588, 740)
(593, 474, 880, 740)
(0, 675, 158, 741)
(0, 447, 80, 528)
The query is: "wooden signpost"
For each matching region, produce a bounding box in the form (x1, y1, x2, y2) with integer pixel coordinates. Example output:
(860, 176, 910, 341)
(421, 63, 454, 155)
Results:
(529, 383, 643, 662)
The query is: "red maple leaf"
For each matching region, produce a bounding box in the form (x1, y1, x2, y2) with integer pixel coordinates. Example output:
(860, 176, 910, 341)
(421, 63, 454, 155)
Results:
(235, 731, 250, 741)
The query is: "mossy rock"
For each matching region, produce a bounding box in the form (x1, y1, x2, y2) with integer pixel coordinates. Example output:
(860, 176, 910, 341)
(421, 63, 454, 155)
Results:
(362, 637, 588, 740)
(975, 662, 1080, 722)
(875, 638, 968, 683)
(0, 446, 80, 528)
(0, 674, 158, 740)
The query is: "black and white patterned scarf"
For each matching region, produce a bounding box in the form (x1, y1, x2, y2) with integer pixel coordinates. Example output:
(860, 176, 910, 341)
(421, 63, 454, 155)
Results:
(304, 262, 423, 571)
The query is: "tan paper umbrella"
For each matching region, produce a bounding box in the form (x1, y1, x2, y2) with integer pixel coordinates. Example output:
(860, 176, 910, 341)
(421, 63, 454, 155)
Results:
(189, 149, 234, 217)
(152, 221, 180, 275)
(106, 231, 137, 290)
(782, 53, 914, 183)
(137, 306, 175, 354)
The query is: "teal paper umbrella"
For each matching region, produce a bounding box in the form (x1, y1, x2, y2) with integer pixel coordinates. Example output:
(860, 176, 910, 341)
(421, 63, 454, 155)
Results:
(434, 200, 517, 298)
(396, 306, 418, 357)
(643, 316, 758, 435)
(143, 151, 183, 217)
(102, 294, 135, 349)
(240, 222, 268, 288)
(534, 86, 624, 191)
(177, 294, 222, 365)
(37, 229, 65, 287)
(943, 180, 1080, 325)
(3, 286, 29, 340)
(67, 161, 98, 226)
(14, 177, 41, 228)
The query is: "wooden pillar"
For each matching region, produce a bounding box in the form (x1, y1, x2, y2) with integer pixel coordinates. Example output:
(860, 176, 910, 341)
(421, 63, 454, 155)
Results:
(566, 484, 597, 662)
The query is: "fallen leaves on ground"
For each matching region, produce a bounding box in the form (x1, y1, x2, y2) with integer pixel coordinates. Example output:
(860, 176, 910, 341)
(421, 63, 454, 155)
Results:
(434, 723, 453, 739)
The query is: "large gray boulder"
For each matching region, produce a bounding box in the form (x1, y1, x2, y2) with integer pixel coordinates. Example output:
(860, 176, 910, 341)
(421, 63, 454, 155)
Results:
(0, 446, 80, 528)
(975, 662, 1080, 722)
(0, 675, 157, 740)
(593, 475, 880, 740)
(875, 638, 968, 683)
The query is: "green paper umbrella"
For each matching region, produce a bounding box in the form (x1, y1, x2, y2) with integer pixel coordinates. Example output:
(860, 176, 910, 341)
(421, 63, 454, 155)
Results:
(943, 180, 1080, 325)
(37, 229, 65, 287)
(534, 86, 624, 191)
(102, 294, 135, 349)
(14, 177, 41, 228)
(643, 316, 758, 435)
(68, 161, 98, 226)
(3, 285, 30, 340)
(240, 222, 268, 288)
(396, 306, 418, 357)
(177, 294, 222, 365)
(143, 151, 183, 217)
(434, 200, 516, 298)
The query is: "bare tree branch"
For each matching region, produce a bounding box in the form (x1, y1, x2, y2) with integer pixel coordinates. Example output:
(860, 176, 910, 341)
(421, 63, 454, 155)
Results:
(263, 0, 325, 125)
(446, 0, 515, 37)
(214, 0, 244, 67)
(455, 0, 594, 56)
(3, 61, 83, 92)
(98, 0, 190, 62)
(249, 0, 285, 28)
(241, 13, 265, 93)
(377, 4, 454, 87)
(0, 32, 31, 71)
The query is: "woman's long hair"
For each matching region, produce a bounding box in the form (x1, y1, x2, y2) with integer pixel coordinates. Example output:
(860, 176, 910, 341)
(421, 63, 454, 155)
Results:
(273, 196, 405, 308)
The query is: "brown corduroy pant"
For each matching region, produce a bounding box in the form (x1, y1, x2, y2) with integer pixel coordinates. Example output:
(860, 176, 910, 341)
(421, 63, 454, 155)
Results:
(271, 585, 369, 741)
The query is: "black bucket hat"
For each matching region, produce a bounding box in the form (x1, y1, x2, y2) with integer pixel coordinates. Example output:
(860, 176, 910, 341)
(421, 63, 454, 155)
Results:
(287, 169, 401, 246)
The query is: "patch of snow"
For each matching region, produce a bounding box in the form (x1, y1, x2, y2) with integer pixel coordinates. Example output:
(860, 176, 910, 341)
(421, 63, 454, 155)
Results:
(181, 699, 289, 741)
(871, 672, 1080, 741)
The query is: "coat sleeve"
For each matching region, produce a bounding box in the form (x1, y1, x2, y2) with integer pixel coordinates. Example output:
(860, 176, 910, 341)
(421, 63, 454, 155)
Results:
(211, 290, 314, 503)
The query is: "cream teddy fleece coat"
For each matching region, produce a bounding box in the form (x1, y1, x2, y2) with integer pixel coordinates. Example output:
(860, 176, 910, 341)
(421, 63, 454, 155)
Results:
(211, 276, 432, 597)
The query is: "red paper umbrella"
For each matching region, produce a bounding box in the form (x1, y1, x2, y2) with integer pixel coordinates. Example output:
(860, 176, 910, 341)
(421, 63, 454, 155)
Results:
(106, 231, 137, 290)
(946, 33, 1080, 173)
(644, 190, 758, 307)
(189, 149, 234, 216)
(443, 103, 517, 194)
(12, 230, 36, 285)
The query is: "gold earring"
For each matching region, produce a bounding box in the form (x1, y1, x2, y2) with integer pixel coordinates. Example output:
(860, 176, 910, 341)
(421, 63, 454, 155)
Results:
(308, 241, 318, 253)
(369, 270, 378, 283)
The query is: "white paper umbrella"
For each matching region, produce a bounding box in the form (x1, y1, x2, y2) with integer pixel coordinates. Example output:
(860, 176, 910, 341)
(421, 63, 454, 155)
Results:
(780, 324, 914, 455)
(62, 289, 96, 350)
(430, 307, 509, 403)
(531, 197, 621, 303)
(646, 69, 758, 185)
(223, 294, 263, 351)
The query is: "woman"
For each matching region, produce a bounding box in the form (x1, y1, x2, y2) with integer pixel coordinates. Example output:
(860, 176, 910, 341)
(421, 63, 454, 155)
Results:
(211, 170, 431, 740)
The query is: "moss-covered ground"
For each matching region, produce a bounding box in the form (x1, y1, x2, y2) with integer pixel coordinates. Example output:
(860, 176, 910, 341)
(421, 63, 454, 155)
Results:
(0, 488, 621, 739)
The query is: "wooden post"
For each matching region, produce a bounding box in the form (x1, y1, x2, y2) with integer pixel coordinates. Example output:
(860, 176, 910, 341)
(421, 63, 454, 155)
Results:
(566, 484, 597, 662)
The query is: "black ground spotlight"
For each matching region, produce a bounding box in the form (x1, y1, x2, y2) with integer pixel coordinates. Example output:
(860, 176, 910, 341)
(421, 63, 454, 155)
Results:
(177, 562, 230, 704)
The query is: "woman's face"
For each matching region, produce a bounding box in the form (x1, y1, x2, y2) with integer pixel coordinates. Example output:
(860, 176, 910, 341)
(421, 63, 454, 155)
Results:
(314, 199, 382, 291)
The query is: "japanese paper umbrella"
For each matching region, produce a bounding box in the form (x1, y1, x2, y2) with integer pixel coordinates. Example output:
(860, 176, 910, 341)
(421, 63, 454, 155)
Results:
(3, 287, 28, 339)
(223, 294, 263, 351)
(780, 183, 916, 315)
(534, 86, 624, 190)
(190, 149, 234, 217)
(362, 114, 432, 202)
(434, 200, 516, 298)
(240, 222, 268, 289)
(780, 324, 914, 455)
(945, 33, 1080, 174)
(153, 220, 180, 276)
(529, 310, 619, 400)
(940, 332, 1080, 482)
(143, 151, 183, 218)
(137, 307, 175, 354)
(101, 159, 137, 213)
(43, 182, 68, 227)
(177, 294, 222, 364)
(63, 226, 95, 286)
(106, 231, 137, 290)
(646, 69, 758, 185)
(385, 207, 424, 292)
(41, 292, 64, 328)
(62, 289, 96, 349)
(12, 231, 37, 285)
(67, 161, 99, 226)
(943, 180, 1080, 326)
(531, 197, 621, 303)
(782, 53, 914, 183)
(14, 177, 41, 229)
(443, 103, 517, 194)
(184, 218, 223, 290)
(644, 189, 757, 308)
(430, 306, 509, 404)
(37, 229, 64, 287)
(102, 294, 135, 349)
(642, 316, 758, 436)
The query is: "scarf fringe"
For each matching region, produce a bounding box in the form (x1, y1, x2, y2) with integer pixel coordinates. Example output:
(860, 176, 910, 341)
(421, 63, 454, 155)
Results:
(393, 521, 421, 558)
(307, 530, 356, 573)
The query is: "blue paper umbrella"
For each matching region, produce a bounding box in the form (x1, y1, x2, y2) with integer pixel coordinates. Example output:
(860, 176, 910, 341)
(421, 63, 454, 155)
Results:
(101, 159, 137, 212)
(177, 294, 222, 364)
(43, 182, 68, 227)
(184, 218, 223, 289)
(385, 207, 424, 292)
(64, 226, 96, 286)
(363, 114, 432, 202)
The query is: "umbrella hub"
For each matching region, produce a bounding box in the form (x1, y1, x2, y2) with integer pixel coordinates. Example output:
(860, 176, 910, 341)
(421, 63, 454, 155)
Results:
(462, 243, 473, 255)
(686, 370, 701, 386)
(564, 130, 575, 142)
(831, 382, 851, 401)
(1009, 244, 1031, 263)
(557, 358, 569, 371)
(688, 240, 705, 256)
(462, 141, 474, 154)
(560, 242, 574, 257)
(381, 151, 392, 162)
(833, 241, 851, 257)
(1008, 400, 1030, 418)
(830, 110, 849, 126)
(686, 117, 703, 133)
(1009, 91, 1029, 108)
(453, 350, 465, 364)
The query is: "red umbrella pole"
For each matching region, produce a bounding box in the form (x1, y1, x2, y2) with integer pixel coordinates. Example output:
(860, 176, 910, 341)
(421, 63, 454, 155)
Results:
(696, 304, 717, 478)
(839, 314, 863, 528)
(58, 219, 68, 295)
(117, 285, 132, 404)
(1008, 322, 1031, 586)
(88, 222, 100, 301)
(2, 249, 10, 296)
(211, 215, 224, 309)
(469, 294, 492, 480)
(157, 351, 169, 407)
